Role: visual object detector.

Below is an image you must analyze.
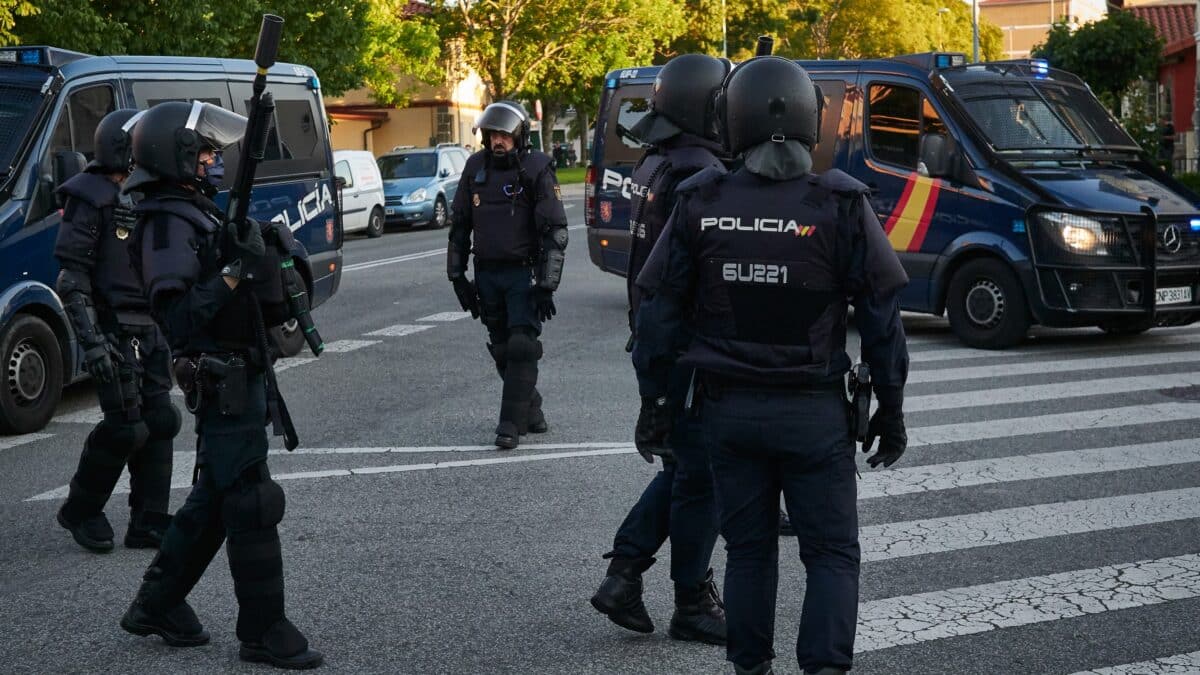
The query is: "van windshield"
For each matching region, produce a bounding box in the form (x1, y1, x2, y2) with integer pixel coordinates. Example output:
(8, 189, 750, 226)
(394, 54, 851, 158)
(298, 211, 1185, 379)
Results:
(378, 153, 436, 179)
(943, 72, 1138, 155)
(0, 82, 44, 175)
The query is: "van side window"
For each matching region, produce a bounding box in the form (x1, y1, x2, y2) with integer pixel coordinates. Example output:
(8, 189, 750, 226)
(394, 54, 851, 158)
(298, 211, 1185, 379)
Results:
(448, 150, 466, 174)
(30, 83, 115, 221)
(334, 159, 352, 188)
(603, 88, 652, 165)
(868, 84, 920, 169)
(812, 80, 847, 172)
(237, 86, 327, 178)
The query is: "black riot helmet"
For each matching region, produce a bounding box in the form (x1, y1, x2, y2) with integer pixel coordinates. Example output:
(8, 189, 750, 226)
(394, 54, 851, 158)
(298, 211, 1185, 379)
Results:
(631, 54, 731, 145)
(87, 109, 143, 174)
(721, 56, 823, 162)
(474, 100, 532, 150)
(126, 100, 246, 193)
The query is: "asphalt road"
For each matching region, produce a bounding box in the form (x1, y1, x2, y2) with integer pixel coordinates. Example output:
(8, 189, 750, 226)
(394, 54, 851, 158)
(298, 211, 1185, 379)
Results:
(2, 186, 1200, 674)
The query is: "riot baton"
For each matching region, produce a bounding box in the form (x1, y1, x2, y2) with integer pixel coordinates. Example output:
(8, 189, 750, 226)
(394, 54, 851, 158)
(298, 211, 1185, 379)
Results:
(755, 35, 774, 56)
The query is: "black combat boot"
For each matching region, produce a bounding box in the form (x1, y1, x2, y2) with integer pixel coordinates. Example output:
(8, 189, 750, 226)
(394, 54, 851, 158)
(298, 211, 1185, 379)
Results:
(57, 505, 115, 553)
(495, 421, 520, 450)
(121, 565, 210, 647)
(590, 556, 655, 633)
(669, 568, 727, 645)
(125, 511, 172, 549)
(527, 388, 548, 434)
(239, 618, 324, 670)
(735, 662, 774, 675)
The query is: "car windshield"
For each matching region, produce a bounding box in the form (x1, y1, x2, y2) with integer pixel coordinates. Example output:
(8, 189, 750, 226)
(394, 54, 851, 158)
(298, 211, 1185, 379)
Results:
(378, 153, 436, 179)
(942, 69, 1137, 155)
(0, 82, 44, 175)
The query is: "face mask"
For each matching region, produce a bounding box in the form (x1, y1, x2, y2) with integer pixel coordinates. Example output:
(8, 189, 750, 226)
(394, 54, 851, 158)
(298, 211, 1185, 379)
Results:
(204, 152, 225, 188)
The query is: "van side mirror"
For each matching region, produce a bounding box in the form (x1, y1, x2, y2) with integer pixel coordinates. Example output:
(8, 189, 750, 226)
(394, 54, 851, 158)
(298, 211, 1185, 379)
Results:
(439, 167, 450, 178)
(918, 133, 976, 185)
(335, 175, 349, 189)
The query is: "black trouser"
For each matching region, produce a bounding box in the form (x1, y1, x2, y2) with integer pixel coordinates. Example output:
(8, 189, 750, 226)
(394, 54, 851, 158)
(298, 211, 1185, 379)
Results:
(62, 319, 178, 524)
(607, 367, 719, 590)
(475, 262, 543, 432)
(703, 385, 859, 673)
(142, 368, 290, 641)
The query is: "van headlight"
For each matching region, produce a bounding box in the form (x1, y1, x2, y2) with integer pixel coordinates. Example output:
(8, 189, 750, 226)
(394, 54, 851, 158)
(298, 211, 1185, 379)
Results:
(1037, 211, 1109, 255)
(404, 187, 428, 204)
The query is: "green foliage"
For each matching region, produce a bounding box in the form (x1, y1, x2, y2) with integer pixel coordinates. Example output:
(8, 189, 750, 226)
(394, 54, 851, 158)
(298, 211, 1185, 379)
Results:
(1118, 83, 1160, 158)
(362, 2, 443, 106)
(1032, 12, 1163, 115)
(1175, 172, 1200, 195)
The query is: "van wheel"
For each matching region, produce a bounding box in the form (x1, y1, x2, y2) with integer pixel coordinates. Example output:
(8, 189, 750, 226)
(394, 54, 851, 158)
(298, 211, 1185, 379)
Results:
(366, 207, 384, 238)
(946, 258, 1030, 350)
(432, 196, 448, 229)
(0, 315, 63, 434)
(1098, 319, 1154, 335)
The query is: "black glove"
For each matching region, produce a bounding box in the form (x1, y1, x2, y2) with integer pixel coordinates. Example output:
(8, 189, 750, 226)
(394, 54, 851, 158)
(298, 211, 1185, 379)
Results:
(862, 407, 907, 468)
(221, 219, 266, 280)
(634, 396, 673, 463)
(451, 277, 480, 318)
(534, 288, 556, 322)
(83, 340, 121, 384)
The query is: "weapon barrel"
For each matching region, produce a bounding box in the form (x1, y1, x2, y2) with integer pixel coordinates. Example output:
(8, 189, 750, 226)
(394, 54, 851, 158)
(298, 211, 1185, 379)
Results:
(755, 35, 774, 56)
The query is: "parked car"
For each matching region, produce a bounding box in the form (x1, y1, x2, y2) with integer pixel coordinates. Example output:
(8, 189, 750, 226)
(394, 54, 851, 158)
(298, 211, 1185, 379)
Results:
(334, 150, 386, 238)
(378, 144, 469, 228)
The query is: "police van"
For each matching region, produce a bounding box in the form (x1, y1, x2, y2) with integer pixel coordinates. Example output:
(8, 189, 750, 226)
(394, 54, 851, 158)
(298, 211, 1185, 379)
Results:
(586, 53, 1200, 349)
(0, 46, 344, 433)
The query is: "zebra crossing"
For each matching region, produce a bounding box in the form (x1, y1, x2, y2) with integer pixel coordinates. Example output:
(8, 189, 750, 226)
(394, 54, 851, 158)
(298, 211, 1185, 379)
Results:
(841, 328, 1200, 674)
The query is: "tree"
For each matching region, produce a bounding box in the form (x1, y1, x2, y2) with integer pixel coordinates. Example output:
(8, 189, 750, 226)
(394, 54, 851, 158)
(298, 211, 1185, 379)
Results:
(1032, 11, 1163, 116)
(0, 0, 36, 45)
(361, 2, 444, 106)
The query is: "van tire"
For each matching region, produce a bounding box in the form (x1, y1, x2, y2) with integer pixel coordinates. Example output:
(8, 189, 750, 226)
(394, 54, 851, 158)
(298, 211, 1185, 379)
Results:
(946, 258, 1030, 350)
(365, 207, 384, 238)
(0, 315, 63, 434)
(432, 196, 448, 229)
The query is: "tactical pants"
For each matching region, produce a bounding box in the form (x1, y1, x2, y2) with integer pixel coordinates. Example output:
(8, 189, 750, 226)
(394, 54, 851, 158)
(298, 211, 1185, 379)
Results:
(608, 367, 719, 589)
(142, 371, 291, 642)
(475, 263, 543, 432)
(703, 386, 859, 673)
(62, 320, 177, 524)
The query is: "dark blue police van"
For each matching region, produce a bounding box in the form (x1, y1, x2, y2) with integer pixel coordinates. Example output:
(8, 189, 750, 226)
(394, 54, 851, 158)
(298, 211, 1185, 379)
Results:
(0, 46, 343, 433)
(586, 53, 1200, 349)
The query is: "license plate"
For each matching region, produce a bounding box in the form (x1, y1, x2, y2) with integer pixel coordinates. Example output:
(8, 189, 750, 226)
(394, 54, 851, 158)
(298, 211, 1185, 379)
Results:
(385, 207, 395, 215)
(1156, 286, 1193, 305)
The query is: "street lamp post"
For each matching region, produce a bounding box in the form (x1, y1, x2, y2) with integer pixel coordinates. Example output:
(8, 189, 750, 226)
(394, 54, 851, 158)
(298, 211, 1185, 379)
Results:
(937, 7, 951, 50)
(721, 0, 728, 58)
(972, 0, 980, 62)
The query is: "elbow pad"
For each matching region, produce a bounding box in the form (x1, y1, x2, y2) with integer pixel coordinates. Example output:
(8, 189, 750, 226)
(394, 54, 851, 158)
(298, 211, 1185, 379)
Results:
(58, 269, 105, 348)
(536, 227, 568, 291)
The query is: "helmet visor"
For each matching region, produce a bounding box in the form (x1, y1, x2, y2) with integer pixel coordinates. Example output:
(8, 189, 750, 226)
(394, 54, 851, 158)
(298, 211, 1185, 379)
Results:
(184, 100, 247, 151)
(473, 102, 526, 136)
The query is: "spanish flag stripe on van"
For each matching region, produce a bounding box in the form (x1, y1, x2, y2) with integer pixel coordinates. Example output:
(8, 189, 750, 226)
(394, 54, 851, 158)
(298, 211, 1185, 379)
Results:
(885, 173, 940, 252)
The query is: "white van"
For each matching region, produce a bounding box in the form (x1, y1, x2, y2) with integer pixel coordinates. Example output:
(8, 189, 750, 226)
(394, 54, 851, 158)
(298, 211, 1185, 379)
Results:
(333, 150, 387, 238)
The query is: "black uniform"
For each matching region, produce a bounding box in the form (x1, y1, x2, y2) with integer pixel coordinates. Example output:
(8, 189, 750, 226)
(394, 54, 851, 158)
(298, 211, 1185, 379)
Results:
(118, 100, 321, 669)
(448, 103, 568, 450)
(633, 57, 909, 675)
(54, 110, 178, 554)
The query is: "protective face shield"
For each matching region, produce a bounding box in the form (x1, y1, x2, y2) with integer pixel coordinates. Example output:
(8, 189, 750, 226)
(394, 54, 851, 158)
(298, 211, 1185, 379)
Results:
(127, 100, 246, 193)
(474, 101, 530, 153)
(183, 100, 247, 152)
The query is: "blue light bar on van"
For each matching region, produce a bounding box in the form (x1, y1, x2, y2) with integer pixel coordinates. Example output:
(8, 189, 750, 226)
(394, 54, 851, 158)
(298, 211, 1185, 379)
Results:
(935, 53, 965, 68)
(1031, 58, 1050, 78)
(0, 47, 44, 65)
(1190, 218, 1200, 232)
(307, 75, 320, 90)
(605, 78, 617, 89)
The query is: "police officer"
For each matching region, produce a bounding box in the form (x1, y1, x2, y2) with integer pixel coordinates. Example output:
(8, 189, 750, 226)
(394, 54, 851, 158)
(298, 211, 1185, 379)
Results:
(632, 57, 910, 675)
(118, 101, 322, 669)
(589, 54, 728, 645)
(53, 108, 178, 554)
(447, 101, 568, 450)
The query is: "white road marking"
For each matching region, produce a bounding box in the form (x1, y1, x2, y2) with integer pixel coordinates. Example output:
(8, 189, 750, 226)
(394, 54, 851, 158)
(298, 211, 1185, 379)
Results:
(51, 407, 104, 425)
(27, 452, 198, 502)
(271, 441, 634, 455)
(909, 350, 1200, 383)
(0, 433, 54, 452)
(857, 553, 1200, 652)
(860, 438, 1200, 499)
(274, 446, 633, 480)
(861, 487, 1200, 562)
(342, 249, 442, 273)
(909, 333, 1200, 363)
(364, 324, 435, 338)
(907, 372, 1200, 412)
(417, 311, 472, 322)
(275, 357, 318, 372)
(321, 339, 381, 353)
(906, 402, 1200, 447)
(1071, 650, 1200, 674)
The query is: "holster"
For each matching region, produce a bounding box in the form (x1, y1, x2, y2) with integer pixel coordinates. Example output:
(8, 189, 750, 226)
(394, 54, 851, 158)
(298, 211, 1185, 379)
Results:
(173, 354, 248, 416)
(847, 362, 871, 443)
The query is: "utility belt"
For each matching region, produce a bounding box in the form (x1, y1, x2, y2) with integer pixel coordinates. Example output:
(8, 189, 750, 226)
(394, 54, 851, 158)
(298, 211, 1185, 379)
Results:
(173, 353, 255, 416)
(473, 257, 534, 272)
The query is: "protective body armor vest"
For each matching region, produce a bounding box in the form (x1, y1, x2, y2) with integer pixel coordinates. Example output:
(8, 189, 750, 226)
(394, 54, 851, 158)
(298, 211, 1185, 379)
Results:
(54, 172, 146, 313)
(136, 192, 289, 355)
(464, 150, 553, 263)
(679, 168, 863, 385)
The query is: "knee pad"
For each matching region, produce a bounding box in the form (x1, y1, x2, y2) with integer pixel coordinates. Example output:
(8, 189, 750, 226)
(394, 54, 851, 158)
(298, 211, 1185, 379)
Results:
(507, 331, 542, 362)
(142, 399, 182, 440)
(222, 469, 286, 531)
(91, 417, 149, 453)
(487, 341, 508, 367)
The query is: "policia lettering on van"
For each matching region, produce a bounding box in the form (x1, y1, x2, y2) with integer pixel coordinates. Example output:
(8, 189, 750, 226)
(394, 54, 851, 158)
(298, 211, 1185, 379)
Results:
(587, 53, 1200, 349)
(0, 46, 343, 433)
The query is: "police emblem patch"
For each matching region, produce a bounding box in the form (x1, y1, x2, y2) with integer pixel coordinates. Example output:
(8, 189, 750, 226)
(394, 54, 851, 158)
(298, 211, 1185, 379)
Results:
(473, 193, 480, 207)
(600, 201, 612, 223)
(115, 227, 130, 240)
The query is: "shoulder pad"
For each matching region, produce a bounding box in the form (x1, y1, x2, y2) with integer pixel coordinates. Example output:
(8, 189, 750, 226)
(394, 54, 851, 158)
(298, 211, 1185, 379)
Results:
(666, 145, 724, 173)
(676, 165, 727, 194)
(464, 151, 486, 172)
(55, 172, 118, 208)
(520, 151, 553, 174)
(136, 196, 219, 234)
(814, 169, 869, 197)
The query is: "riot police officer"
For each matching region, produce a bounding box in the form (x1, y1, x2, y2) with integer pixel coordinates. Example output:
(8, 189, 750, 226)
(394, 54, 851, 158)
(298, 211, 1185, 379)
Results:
(632, 57, 910, 675)
(53, 108, 178, 554)
(589, 54, 728, 645)
(117, 101, 322, 669)
(447, 101, 568, 450)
